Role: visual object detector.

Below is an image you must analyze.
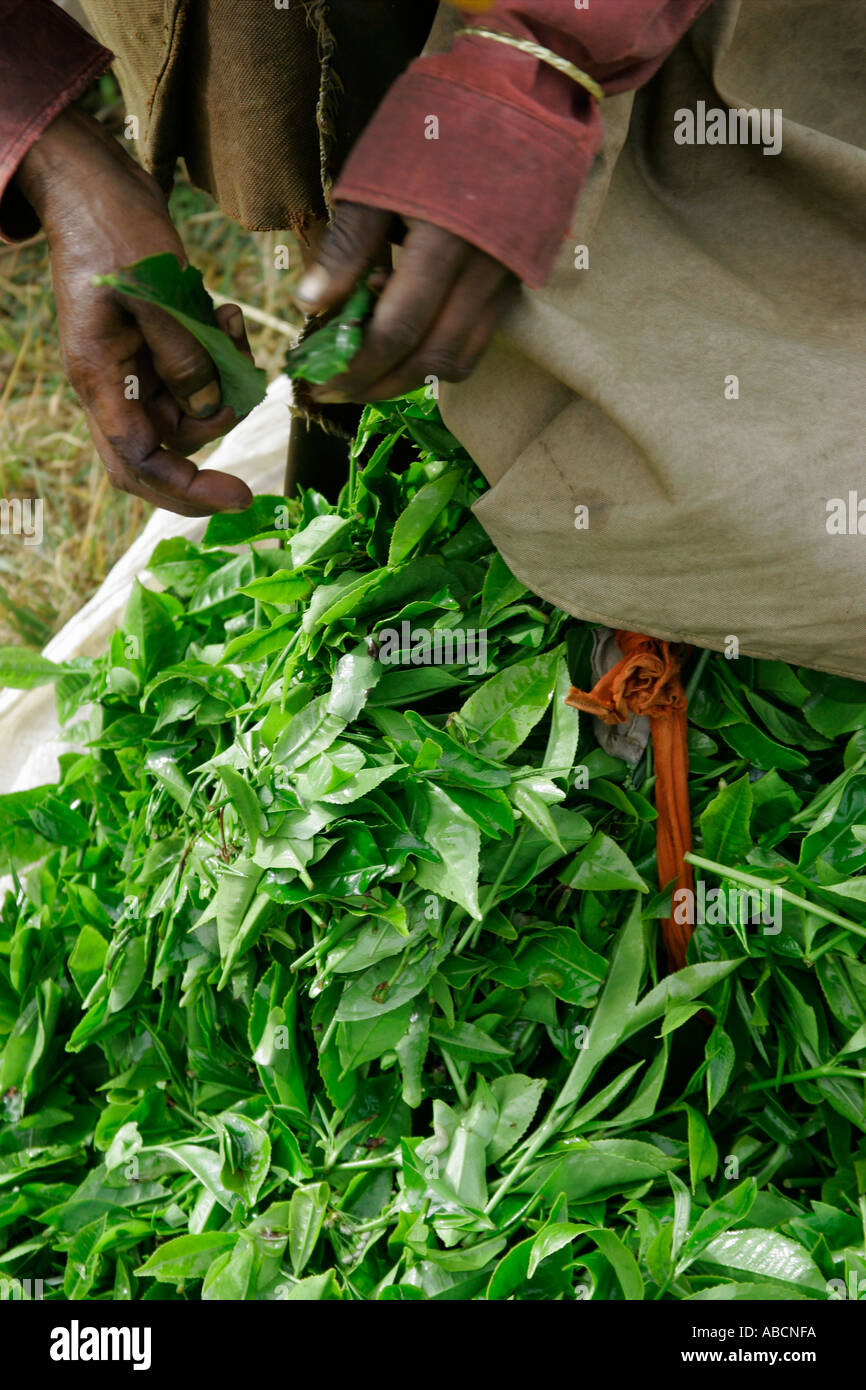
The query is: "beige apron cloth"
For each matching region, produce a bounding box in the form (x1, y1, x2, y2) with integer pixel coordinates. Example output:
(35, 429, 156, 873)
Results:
(439, 0, 866, 680)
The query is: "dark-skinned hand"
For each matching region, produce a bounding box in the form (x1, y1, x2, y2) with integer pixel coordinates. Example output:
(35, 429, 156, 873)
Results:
(294, 201, 517, 404)
(15, 107, 253, 517)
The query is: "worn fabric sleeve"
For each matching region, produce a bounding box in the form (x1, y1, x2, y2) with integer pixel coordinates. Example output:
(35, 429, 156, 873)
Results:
(0, 0, 113, 241)
(332, 0, 712, 287)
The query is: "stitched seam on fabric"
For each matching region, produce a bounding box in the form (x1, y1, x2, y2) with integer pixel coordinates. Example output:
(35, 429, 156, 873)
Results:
(536, 438, 582, 507)
(147, 0, 189, 119)
(401, 69, 591, 147)
(302, 0, 343, 204)
(226, 210, 322, 238)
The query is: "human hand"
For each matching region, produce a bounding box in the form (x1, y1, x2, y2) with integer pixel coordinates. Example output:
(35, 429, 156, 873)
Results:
(294, 201, 516, 404)
(15, 108, 253, 516)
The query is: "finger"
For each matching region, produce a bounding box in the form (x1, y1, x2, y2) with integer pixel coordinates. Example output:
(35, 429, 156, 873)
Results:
(216, 302, 254, 361)
(138, 305, 254, 449)
(132, 350, 238, 453)
(130, 300, 222, 419)
(294, 202, 393, 316)
(86, 375, 252, 515)
(361, 268, 515, 402)
(148, 392, 240, 454)
(456, 277, 518, 367)
(86, 400, 219, 516)
(367, 264, 391, 297)
(360, 300, 501, 402)
(310, 222, 471, 402)
(87, 414, 218, 515)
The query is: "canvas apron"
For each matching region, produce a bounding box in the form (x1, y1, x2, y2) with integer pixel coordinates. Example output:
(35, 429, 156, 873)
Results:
(76, 0, 866, 679)
(437, 0, 866, 680)
(74, 0, 437, 232)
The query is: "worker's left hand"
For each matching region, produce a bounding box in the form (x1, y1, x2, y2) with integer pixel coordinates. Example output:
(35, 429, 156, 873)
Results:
(293, 202, 516, 402)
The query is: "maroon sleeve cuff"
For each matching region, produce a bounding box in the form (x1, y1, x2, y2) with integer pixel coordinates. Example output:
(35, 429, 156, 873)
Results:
(0, 0, 113, 242)
(332, 69, 601, 289)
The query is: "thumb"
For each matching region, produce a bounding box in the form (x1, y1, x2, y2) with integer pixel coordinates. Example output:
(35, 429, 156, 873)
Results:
(294, 202, 392, 316)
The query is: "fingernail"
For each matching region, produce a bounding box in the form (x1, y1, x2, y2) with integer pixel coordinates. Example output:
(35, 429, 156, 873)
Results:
(226, 309, 244, 340)
(185, 382, 221, 418)
(295, 265, 331, 309)
(310, 388, 350, 404)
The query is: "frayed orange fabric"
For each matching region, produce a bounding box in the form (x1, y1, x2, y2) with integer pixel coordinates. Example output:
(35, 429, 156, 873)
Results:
(565, 632, 693, 972)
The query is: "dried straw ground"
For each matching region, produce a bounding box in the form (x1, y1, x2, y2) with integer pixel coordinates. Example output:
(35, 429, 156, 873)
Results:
(0, 80, 302, 648)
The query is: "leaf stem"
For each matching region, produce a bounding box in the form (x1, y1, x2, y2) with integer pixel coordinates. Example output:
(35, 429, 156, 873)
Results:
(685, 648, 712, 704)
(745, 1065, 866, 1092)
(319, 1012, 339, 1054)
(441, 1049, 469, 1108)
(485, 1102, 569, 1215)
(455, 825, 526, 956)
(332, 1154, 401, 1172)
(685, 852, 866, 941)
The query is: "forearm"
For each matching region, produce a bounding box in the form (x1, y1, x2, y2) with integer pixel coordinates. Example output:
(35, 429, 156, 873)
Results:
(0, 0, 112, 240)
(333, 0, 713, 287)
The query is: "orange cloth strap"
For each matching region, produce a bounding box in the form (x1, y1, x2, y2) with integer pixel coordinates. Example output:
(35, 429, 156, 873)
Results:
(565, 632, 693, 972)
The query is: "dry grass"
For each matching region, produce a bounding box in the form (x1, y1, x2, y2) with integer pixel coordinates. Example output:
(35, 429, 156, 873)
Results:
(0, 92, 303, 649)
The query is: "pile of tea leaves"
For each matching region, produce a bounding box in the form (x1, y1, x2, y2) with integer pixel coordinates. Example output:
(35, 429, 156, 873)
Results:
(2, 390, 866, 1302)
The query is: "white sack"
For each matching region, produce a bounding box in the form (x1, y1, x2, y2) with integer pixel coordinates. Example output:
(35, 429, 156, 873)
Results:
(0, 377, 293, 794)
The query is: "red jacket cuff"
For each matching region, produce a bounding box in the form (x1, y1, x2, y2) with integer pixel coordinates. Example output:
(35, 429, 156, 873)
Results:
(331, 69, 601, 289)
(0, 0, 113, 242)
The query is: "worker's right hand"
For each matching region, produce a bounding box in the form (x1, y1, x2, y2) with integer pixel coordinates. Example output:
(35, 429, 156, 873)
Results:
(14, 108, 253, 517)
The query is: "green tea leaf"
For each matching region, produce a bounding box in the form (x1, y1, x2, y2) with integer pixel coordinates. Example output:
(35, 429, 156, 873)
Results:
(458, 648, 561, 760)
(700, 775, 752, 862)
(95, 253, 267, 414)
(0, 646, 69, 689)
(289, 1182, 330, 1276)
(388, 471, 460, 566)
(285, 282, 373, 384)
(136, 1233, 237, 1283)
(561, 832, 649, 892)
(415, 784, 482, 919)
